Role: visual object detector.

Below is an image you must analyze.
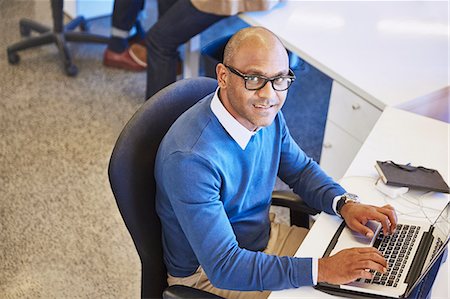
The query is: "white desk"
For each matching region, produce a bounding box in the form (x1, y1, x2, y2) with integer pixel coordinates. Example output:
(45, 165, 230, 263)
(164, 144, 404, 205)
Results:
(269, 107, 450, 298)
(241, 1, 449, 180)
(241, 1, 448, 109)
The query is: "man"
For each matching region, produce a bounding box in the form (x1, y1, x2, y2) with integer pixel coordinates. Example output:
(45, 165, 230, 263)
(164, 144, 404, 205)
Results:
(155, 27, 397, 299)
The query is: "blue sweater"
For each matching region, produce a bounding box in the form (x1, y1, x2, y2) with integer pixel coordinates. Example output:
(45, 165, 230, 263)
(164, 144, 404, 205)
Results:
(155, 93, 346, 291)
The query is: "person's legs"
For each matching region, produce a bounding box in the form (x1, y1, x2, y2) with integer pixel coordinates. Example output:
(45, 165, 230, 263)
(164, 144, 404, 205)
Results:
(145, 0, 225, 99)
(109, 0, 145, 53)
(157, 0, 178, 18)
(103, 0, 146, 71)
(167, 214, 308, 299)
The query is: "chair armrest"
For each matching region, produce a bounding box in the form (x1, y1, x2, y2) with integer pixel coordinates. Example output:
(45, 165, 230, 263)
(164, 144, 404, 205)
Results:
(271, 190, 320, 216)
(163, 285, 225, 299)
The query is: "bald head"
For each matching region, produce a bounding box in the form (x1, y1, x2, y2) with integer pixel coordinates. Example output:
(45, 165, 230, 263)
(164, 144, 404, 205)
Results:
(223, 27, 288, 66)
(215, 27, 291, 131)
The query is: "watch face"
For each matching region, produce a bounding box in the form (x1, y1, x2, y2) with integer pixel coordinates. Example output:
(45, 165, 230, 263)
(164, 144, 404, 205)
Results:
(344, 193, 359, 203)
(338, 193, 360, 216)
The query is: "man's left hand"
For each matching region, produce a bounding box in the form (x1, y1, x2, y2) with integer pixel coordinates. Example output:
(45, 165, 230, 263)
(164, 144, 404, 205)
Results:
(340, 203, 397, 237)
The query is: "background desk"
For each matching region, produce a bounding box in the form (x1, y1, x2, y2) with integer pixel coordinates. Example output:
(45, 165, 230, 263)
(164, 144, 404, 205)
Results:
(269, 107, 450, 298)
(241, 1, 448, 179)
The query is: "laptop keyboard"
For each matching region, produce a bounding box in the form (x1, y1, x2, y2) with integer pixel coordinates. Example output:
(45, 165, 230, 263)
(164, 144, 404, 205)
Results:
(357, 224, 420, 287)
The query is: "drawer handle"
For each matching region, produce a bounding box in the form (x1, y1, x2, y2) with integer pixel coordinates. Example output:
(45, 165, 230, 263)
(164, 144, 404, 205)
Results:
(323, 142, 332, 149)
(352, 103, 361, 110)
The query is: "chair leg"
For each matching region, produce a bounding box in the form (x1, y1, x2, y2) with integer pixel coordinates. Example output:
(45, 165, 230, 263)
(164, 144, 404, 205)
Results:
(65, 16, 87, 32)
(54, 33, 78, 76)
(7, 32, 54, 64)
(19, 19, 51, 36)
(65, 32, 110, 44)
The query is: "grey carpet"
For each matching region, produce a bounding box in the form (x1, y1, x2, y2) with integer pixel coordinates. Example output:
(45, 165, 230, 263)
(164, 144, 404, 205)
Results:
(1, 1, 144, 298)
(1, 1, 329, 298)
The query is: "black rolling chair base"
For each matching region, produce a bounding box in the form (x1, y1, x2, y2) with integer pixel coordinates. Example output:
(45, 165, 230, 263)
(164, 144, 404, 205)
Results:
(7, 0, 109, 76)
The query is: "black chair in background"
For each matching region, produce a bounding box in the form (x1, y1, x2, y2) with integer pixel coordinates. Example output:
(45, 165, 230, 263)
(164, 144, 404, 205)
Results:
(6, 0, 109, 76)
(108, 77, 319, 299)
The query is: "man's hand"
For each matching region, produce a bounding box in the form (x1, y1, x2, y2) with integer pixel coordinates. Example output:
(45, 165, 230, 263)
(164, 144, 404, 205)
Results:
(341, 203, 397, 238)
(318, 247, 387, 284)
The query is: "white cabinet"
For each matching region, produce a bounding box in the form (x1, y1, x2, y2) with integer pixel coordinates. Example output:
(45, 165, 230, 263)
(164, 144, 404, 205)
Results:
(321, 82, 382, 180)
(321, 121, 362, 180)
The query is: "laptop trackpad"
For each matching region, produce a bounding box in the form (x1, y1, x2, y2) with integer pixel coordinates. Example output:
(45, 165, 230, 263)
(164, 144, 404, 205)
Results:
(330, 221, 382, 256)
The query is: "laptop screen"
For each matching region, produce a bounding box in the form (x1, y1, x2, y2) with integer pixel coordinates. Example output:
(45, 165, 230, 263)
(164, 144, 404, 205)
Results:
(406, 201, 450, 297)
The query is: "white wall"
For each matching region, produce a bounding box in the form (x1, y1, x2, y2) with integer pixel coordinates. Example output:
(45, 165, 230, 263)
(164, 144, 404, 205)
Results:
(64, 0, 114, 19)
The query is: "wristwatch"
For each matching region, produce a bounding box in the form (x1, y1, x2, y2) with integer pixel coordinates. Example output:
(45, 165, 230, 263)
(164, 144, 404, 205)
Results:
(336, 193, 360, 216)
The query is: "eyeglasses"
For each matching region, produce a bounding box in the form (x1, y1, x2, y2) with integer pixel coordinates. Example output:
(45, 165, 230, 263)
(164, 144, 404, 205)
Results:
(225, 65, 296, 91)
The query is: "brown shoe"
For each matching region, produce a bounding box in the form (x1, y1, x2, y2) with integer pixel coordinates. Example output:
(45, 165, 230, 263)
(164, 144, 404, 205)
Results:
(128, 44, 183, 76)
(128, 44, 147, 67)
(103, 48, 146, 71)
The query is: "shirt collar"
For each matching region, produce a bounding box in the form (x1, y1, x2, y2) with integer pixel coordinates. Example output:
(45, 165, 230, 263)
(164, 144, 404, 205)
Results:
(210, 88, 258, 150)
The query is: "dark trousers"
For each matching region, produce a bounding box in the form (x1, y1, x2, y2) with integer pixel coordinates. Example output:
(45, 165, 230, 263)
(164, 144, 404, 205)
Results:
(112, 0, 145, 32)
(145, 0, 225, 99)
(108, 0, 145, 52)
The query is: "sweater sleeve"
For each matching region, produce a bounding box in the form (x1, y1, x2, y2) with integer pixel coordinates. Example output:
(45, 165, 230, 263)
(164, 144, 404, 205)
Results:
(276, 114, 346, 214)
(159, 151, 315, 291)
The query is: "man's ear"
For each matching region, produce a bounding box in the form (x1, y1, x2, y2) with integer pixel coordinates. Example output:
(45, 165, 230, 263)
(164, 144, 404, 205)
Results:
(216, 63, 228, 89)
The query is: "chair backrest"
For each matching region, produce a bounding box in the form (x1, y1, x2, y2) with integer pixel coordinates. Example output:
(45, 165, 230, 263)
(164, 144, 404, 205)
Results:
(108, 77, 218, 298)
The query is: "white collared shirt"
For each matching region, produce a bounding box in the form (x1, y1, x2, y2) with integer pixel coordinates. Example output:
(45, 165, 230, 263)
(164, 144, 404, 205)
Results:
(210, 88, 258, 150)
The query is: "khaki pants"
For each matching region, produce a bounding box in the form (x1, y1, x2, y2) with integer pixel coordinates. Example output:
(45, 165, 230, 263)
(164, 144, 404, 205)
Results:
(167, 214, 309, 299)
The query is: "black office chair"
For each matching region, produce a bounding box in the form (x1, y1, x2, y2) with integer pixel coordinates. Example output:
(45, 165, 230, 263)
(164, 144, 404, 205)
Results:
(108, 77, 319, 299)
(6, 0, 109, 76)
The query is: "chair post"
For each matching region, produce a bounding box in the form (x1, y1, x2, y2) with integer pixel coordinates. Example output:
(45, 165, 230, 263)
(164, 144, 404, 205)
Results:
(51, 0, 64, 33)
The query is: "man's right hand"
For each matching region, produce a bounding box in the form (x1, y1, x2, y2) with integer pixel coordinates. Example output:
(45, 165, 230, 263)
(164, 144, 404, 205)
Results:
(318, 247, 387, 285)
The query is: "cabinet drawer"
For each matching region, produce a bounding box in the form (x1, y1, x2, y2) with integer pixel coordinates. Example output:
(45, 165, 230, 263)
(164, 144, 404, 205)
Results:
(328, 82, 381, 142)
(320, 121, 362, 180)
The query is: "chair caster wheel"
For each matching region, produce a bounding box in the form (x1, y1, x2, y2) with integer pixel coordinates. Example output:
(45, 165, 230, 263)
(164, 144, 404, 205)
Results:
(7, 51, 20, 64)
(65, 64, 78, 76)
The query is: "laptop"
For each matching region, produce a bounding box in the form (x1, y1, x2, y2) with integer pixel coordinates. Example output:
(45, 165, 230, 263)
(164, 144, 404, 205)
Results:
(315, 201, 450, 298)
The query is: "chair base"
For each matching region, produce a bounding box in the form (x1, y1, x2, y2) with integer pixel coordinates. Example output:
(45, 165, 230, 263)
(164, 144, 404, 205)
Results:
(7, 16, 109, 76)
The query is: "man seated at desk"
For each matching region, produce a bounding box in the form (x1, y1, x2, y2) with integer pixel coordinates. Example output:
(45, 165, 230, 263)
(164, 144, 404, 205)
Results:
(154, 27, 397, 299)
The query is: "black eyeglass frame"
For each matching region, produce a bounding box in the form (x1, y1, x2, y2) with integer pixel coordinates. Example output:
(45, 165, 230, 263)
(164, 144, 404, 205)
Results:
(224, 65, 296, 91)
